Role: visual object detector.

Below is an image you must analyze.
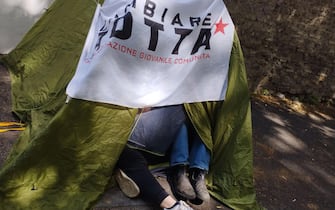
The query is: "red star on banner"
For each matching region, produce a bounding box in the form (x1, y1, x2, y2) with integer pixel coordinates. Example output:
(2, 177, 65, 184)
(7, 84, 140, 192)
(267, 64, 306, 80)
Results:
(214, 18, 229, 35)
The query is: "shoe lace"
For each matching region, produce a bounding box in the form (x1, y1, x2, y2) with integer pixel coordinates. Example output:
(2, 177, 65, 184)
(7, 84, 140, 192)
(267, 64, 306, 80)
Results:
(191, 171, 204, 181)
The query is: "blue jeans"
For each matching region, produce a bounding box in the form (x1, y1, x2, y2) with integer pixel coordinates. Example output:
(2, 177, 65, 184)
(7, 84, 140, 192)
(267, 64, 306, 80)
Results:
(170, 123, 210, 171)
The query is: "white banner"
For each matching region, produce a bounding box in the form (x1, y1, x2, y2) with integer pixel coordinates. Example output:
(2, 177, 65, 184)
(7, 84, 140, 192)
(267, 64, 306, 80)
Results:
(66, 0, 235, 108)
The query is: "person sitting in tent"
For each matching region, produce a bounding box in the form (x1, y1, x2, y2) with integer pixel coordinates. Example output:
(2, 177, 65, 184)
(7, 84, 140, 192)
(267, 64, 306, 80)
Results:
(168, 121, 211, 203)
(115, 105, 211, 209)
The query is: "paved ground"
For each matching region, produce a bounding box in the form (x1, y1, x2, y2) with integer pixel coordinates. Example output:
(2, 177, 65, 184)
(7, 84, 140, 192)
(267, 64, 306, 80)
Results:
(252, 97, 335, 210)
(1, 64, 334, 209)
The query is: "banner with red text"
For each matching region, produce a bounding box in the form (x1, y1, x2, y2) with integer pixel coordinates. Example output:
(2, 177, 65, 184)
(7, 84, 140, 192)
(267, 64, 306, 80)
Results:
(66, 0, 235, 108)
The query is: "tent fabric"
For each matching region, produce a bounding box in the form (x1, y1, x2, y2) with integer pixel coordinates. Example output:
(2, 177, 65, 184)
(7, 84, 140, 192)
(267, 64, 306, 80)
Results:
(0, 0, 262, 209)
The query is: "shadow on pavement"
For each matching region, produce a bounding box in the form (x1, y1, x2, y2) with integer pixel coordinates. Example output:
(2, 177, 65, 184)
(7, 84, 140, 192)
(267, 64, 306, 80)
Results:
(252, 99, 335, 210)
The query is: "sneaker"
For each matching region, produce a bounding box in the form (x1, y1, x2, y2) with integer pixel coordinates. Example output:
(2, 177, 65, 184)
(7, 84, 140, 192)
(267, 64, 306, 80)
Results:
(115, 168, 140, 198)
(189, 168, 210, 202)
(164, 200, 194, 210)
(167, 165, 196, 200)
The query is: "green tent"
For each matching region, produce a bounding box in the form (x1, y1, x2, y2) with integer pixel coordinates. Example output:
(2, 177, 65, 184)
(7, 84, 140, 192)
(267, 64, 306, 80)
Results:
(0, 0, 262, 209)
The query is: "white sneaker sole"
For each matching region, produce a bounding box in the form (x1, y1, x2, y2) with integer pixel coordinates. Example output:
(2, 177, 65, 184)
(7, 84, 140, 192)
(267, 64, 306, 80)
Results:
(115, 169, 140, 198)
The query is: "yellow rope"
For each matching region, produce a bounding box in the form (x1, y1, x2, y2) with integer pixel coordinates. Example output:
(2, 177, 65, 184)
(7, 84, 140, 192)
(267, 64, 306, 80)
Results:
(0, 122, 25, 127)
(0, 128, 25, 133)
(0, 122, 25, 133)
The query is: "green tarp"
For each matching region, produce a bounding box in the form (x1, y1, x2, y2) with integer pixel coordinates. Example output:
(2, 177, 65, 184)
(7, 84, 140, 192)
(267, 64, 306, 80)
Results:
(0, 0, 262, 209)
